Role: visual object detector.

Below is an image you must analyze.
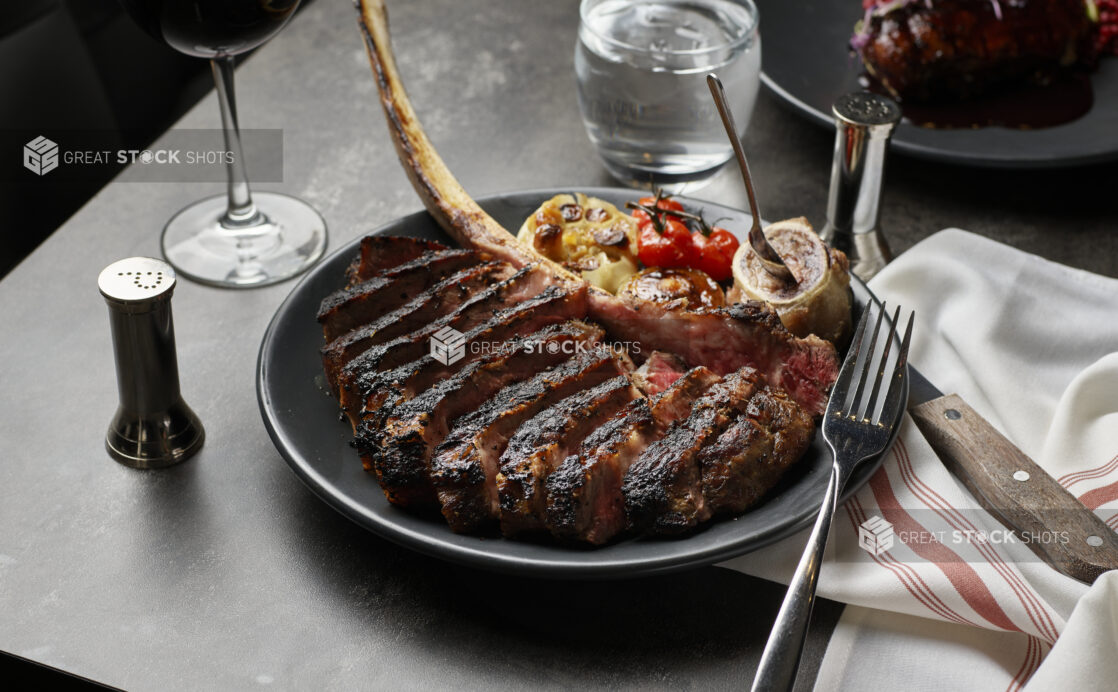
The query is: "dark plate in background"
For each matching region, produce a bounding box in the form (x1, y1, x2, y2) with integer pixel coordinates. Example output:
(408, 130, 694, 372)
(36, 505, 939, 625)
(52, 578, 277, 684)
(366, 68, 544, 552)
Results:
(256, 188, 906, 578)
(755, 0, 1118, 168)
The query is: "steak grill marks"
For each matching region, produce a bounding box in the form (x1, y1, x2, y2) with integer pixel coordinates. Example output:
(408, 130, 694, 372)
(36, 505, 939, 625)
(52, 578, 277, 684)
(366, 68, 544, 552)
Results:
(345, 234, 447, 285)
(545, 366, 721, 544)
(344, 278, 586, 426)
(498, 374, 640, 537)
(319, 235, 818, 543)
(699, 386, 815, 516)
(321, 260, 512, 392)
(335, 264, 558, 417)
(431, 345, 629, 533)
(318, 248, 480, 341)
(623, 368, 762, 534)
(367, 321, 605, 507)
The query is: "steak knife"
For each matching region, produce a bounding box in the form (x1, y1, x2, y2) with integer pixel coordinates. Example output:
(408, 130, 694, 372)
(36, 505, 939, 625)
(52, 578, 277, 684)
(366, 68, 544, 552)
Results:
(907, 367, 1118, 584)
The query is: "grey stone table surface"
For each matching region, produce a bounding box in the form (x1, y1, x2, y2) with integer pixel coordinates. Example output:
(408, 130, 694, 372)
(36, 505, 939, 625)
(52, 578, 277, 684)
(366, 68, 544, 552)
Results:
(1, 1, 1115, 690)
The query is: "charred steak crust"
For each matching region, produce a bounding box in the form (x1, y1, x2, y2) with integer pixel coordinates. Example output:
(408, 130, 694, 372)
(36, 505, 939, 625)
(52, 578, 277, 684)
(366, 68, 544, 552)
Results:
(699, 385, 815, 515)
(321, 260, 513, 391)
(341, 278, 587, 422)
(545, 366, 721, 544)
(430, 346, 627, 533)
(317, 248, 481, 340)
(365, 321, 605, 507)
(497, 374, 640, 536)
(345, 234, 447, 286)
(623, 368, 762, 535)
(545, 398, 654, 544)
(336, 264, 550, 411)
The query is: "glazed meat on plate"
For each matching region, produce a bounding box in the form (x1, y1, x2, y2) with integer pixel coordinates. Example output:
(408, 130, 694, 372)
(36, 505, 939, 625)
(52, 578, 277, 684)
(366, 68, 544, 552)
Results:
(852, 0, 1095, 100)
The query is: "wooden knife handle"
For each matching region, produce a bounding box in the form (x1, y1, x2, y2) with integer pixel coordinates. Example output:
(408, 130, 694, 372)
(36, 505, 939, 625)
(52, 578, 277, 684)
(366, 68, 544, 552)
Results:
(910, 394, 1118, 584)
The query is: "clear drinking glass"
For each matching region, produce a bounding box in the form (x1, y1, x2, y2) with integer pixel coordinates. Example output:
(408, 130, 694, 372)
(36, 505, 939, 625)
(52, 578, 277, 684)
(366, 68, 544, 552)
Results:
(119, 0, 327, 288)
(574, 0, 762, 192)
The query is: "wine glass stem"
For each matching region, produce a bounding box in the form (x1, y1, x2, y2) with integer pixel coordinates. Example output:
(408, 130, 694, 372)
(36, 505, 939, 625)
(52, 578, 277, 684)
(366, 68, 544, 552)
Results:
(211, 56, 261, 229)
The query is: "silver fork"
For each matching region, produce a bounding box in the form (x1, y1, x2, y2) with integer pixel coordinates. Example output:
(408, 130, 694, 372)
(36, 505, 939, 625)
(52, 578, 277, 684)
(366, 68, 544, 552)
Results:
(751, 302, 914, 692)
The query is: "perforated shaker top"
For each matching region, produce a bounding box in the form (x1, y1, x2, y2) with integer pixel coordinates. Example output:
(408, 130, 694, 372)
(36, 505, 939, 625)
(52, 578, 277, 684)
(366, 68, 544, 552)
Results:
(98, 257, 176, 306)
(832, 92, 901, 127)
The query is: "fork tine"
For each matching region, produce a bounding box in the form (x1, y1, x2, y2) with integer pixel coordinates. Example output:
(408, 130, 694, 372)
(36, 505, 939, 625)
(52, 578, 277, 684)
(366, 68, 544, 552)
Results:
(865, 305, 901, 424)
(880, 310, 915, 425)
(849, 302, 887, 417)
(826, 302, 873, 416)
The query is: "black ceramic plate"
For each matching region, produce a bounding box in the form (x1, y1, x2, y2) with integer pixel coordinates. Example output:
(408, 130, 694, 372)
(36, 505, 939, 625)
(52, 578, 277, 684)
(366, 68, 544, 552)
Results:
(257, 188, 906, 578)
(756, 0, 1118, 168)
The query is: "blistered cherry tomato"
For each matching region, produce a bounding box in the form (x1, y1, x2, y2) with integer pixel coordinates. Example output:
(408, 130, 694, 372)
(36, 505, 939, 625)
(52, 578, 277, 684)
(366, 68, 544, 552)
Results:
(689, 233, 731, 281)
(708, 227, 739, 259)
(637, 218, 693, 268)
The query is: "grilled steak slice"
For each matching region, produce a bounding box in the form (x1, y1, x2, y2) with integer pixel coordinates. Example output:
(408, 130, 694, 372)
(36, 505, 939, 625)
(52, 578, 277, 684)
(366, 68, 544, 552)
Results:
(339, 277, 585, 422)
(356, 0, 839, 415)
(498, 375, 640, 536)
(546, 367, 720, 544)
(623, 368, 762, 534)
(321, 261, 513, 392)
(318, 249, 480, 340)
(431, 346, 627, 533)
(699, 385, 814, 515)
(367, 321, 604, 507)
(350, 287, 591, 431)
(855, 0, 1093, 101)
(345, 234, 447, 286)
(605, 300, 837, 416)
(335, 264, 544, 410)
(632, 350, 688, 396)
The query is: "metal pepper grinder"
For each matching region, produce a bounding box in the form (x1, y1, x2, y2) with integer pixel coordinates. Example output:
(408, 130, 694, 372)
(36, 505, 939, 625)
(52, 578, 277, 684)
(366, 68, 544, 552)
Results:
(98, 257, 204, 468)
(819, 91, 902, 281)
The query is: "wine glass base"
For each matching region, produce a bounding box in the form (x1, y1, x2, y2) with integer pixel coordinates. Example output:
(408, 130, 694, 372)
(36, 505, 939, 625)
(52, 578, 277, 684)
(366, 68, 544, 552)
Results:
(161, 192, 327, 289)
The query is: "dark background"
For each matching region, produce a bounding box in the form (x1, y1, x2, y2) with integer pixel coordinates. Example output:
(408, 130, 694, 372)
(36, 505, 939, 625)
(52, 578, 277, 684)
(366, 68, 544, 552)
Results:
(0, 0, 321, 279)
(0, 0, 212, 278)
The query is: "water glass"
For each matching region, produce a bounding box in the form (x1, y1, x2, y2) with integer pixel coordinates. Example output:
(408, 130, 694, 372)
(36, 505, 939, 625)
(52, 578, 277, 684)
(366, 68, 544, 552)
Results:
(574, 0, 761, 191)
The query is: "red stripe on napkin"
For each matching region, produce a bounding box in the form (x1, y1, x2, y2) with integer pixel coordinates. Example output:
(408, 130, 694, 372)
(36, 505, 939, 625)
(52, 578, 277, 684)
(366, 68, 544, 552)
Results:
(1004, 636, 1043, 692)
(846, 497, 980, 627)
(1078, 479, 1118, 510)
(868, 458, 1023, 633)
(1057, 453, 1118, 488)
(894, 439, 1061, 644)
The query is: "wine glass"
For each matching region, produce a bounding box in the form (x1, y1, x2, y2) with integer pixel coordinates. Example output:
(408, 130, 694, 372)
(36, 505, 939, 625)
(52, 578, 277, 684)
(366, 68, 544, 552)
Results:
(119, 0, 327, 288)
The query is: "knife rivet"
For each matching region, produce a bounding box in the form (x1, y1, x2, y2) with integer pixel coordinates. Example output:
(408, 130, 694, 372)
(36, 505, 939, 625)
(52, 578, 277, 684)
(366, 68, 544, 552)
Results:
(1087, 535, 1104, 547)
(1012, 470, 1030, 482)
(944, 409, 961, 420)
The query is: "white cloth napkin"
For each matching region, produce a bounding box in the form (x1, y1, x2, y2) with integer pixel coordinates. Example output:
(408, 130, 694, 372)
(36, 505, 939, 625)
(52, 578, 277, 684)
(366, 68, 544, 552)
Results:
(720, 229, 1118, 691)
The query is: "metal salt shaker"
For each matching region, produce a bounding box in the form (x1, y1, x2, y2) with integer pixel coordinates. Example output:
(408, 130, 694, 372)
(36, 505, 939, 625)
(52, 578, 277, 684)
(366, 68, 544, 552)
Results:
(98, 257, 204, 468)
(819, 91, 902, 280)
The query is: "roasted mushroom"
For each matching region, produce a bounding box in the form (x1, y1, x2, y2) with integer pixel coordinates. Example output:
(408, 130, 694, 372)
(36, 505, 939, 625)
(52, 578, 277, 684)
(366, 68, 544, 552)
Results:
(618, 267, 726, 312)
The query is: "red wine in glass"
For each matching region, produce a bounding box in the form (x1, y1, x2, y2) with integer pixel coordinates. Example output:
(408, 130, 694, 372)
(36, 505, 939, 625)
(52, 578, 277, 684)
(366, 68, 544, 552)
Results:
(119, 0, 327, 287)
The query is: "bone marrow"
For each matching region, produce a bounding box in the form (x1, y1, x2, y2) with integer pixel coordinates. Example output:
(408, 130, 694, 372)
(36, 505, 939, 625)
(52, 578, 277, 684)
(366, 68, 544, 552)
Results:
(731, 217, 852, 345)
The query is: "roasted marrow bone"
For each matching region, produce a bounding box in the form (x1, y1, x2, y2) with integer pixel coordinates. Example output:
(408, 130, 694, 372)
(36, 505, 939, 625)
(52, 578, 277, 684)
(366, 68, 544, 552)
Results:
(731, 217, 851, 345)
